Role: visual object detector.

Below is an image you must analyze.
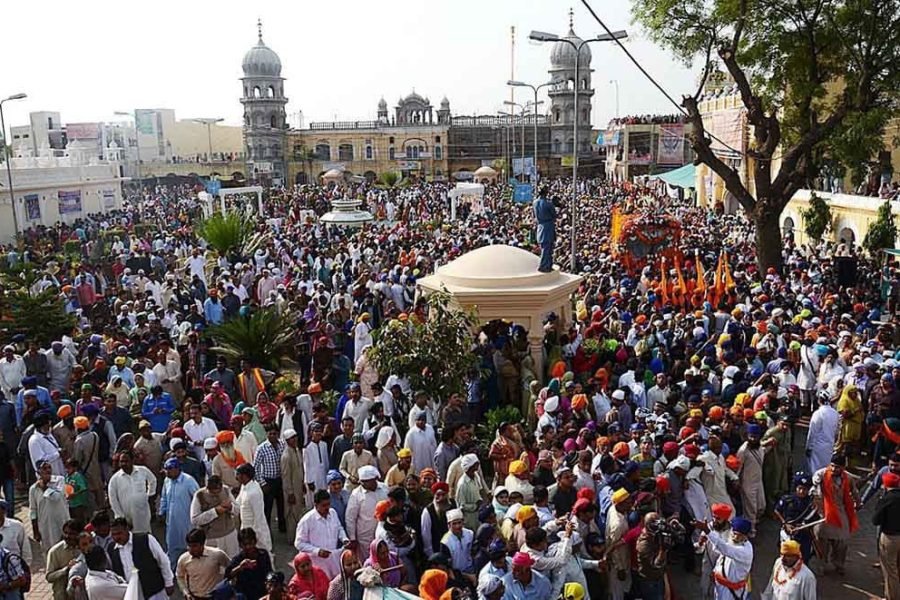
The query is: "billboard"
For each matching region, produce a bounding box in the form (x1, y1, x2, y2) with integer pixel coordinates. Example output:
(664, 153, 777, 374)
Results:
(102, 190, 117, 210)
(512, 157, 534, 177)
(58, 190, 82, 214)
(513, 184, 533, 203)
(705, 108, 744, 158)
(24, 194, 40, 220)
(66, 122, 101, 140)
(657, 124, 685, 165)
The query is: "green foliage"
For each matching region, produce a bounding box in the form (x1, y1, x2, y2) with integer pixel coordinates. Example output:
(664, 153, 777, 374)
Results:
(63, 239, 82, 257)
(368, 289, 480, 404)
(197, 209, 268, 258)
(378, 171, 400, 188)
(476, 406, 522, 447)
(800, 192, 832, 243)
(491, 158, 507, 175)
(1, 288, 76, 347)
(863, 200, 898, 255)
(208, 308, 297, 372)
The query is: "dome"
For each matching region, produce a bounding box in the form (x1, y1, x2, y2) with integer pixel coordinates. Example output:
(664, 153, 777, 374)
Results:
(427, 245, 577, 290)
(378, 97, 387, 110)
(440, 96, 450, 108)
(402, 91, 428, 105)
(242, 23, 282, 77)
(550, 28, 591, 69)
(473, 166, 497, 177)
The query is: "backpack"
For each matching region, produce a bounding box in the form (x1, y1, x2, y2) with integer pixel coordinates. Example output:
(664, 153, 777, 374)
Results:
(1, 549, 31, 594)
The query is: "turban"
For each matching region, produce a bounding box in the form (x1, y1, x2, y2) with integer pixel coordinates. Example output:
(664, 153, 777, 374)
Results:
(74, 416, 90, 430)
(725, 455, 742, 470)
(577, 487, 595, 502)
(746, 424, 763, 437)
(511, 552, 535, 568)
(477, 575, 503, 598)
(688, 408, 703, 418)
(708, 406, 724, 419)
(678, 427, 695, 441)
(509, 460, 528, 476)
(164, 457, 180, 470)
(780, 540, 801, 556)
(516, 505, 537, 524)
(171, 428, 186, 440)
(662, 441, 679, 455)
(326, 470, 344, 484)
(57, 405, 73, 420)
(203, 438, 218, 450)
(374, 500, 392, 521)
(420, 569, 450, 600)
(431, 482, 449, 494)
(81, 404, 99, 417)
(743, 408, 756, 421)
(544, 396, 560, 413)
(655, 475, 670, 493)
(711, 503, 733, 520)
(731, 517, 752, 535)
(563, 583, 586, 600)
(215, 431, 235, 444)
(397, 448, 412, 459)
(612, 442, 630, 459)
(572, 498, 593, 514)
(446, 508, 464, 524)
(358, 465, 380, 481)
(230, 415, 244, 426)
(571, 394, 588, 411)
(461, 454, 479, 471)
(683, 444, 701, 459)
(611, 488, 630, 505)
(882, 472, 900, 489)
(420, 468, 437, 481)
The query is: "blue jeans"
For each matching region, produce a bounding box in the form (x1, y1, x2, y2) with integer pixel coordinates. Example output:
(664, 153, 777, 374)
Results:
(2, 478, 13, 509)
(638, 576, 665, 600)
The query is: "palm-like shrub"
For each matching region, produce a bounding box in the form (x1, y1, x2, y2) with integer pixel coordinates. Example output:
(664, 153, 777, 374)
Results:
(197, 209, 268, 257)
(378, 171, 401, 188)
(208, 308, 297, 372)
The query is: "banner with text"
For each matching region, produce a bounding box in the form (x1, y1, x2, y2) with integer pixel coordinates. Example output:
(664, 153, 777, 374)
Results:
(102, 190, 117, 210)
(705, 108, 744, 158)
(24, 194, 40, 220)
(58, 190, 83, 215)
(657, 124, 685, 165)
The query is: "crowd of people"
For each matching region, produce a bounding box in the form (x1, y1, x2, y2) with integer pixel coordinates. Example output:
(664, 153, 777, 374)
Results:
(0, 175, 898, 600)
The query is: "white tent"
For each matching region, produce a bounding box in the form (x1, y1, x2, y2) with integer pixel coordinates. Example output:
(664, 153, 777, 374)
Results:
(447, 182, 485, 221)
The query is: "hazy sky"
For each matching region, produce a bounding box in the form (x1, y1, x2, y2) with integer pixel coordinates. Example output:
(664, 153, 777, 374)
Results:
(1, 0, 697, 131)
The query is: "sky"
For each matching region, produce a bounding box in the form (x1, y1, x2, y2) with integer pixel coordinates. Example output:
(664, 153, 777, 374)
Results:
(0, 0, 698, 131)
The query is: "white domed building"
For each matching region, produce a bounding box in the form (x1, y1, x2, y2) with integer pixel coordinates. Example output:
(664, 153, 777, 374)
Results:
(240, 20, 289, 185)
(547, 12, 595, 158)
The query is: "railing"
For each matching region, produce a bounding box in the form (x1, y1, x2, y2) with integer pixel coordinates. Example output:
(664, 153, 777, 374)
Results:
(308, 121, 380, 130)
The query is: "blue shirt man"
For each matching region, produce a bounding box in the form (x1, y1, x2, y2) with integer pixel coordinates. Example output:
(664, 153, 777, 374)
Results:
(141, 388, 176, 433)
(15, 379, 53, 426)
(532, 192, 556, 272)
(501, 556, 551, 600)
(203, 294, 224, 325)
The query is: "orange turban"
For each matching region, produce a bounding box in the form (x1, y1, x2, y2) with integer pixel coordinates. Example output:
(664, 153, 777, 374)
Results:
(74, 416, 90, 430)
(612, 442, 630, 459)
(57, 405, 73, 420)
(374, 500, 391, 521)
(571, 394, 588, 411)
(307, 382, 323, 394)
(215, 430, 235, 444)
(419, 569, 449, 600)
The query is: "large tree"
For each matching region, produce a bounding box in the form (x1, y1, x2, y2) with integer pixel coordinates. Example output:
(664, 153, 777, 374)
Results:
(631, 0, 900, 269)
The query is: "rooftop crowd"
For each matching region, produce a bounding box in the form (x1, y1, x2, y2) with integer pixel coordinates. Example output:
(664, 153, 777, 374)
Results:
(0, 176, 898, 600)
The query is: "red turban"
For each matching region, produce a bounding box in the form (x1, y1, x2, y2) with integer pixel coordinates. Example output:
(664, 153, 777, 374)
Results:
(711, 503, 733, 520)
(882, 472, 900, 489)
(431, 482, 449, 494)
(572, 498, 593, 514)
(683, 444, 701, 459)
(655, 475, 670, 493)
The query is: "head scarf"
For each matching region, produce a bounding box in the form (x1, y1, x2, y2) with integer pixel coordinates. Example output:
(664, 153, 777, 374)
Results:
(419, 569, 449, 600)
(366, 539, 401, 587)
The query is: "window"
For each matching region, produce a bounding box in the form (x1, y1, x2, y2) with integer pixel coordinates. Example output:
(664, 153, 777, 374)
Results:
(389, 147, 395, 160)
(553, 138, 561, 153)
(365, 145, 373, 160)
(315, 143, 331, 160)
(267, 86, 275, 98)
(338, 143, 354, 161)
(554, 109, 561, 123)
(582, 109, 589, 122)
(253, 86, 261, 98)
(270, 115, 277, 128)
(388, 136, 395, 144)
(436, 170, 442, 176)
(434, 145, 442, 160)
(435, 135, 441, 143)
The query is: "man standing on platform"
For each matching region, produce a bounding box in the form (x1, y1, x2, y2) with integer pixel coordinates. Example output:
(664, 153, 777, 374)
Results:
(532, 187, 557, 273)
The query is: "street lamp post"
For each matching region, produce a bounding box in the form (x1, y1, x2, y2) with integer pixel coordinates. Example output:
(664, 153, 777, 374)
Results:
(530, 28, 627, 270)
(499, 111, 516, 181)
(609, 79, 620, 119)
(1, 93, 27, 239)
(114, 111, 143, 198)
(508, 80, 554, 183)
(191, 118, 225, 164)
(504, 101, 528, 181)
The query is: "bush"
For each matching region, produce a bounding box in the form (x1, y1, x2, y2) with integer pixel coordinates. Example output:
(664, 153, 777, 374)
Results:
(800, 192, 832, 243)
(208, 308, 297, 372)
(863, 200, 898, 255)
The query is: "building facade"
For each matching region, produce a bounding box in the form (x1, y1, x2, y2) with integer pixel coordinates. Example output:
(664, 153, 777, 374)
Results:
(602, 118, 694, 181)
(240, 20, 289, 186)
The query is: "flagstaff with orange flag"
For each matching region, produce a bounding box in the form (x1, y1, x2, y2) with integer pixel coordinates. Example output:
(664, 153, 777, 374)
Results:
(695, 250, 707, 293)
(674, 260, 688, 309)
(660, 257, 670, 305)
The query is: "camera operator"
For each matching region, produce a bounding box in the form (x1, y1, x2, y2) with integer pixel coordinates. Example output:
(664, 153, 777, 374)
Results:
(635, 513, 668, 600)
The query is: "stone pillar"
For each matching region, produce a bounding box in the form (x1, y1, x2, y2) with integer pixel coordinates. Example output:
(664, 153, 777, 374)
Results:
(528, 334, 545, 385)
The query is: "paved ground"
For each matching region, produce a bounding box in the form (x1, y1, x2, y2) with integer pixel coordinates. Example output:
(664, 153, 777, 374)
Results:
(18, 424, 887, 599)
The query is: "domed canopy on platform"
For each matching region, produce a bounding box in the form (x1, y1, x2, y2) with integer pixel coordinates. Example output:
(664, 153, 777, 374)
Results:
(322, 168, 344, 181)
(319, 197, 375, 227)
(242, 20, 282, 77)
(473, 166, 497, 177)
(418, 245, 582, 382)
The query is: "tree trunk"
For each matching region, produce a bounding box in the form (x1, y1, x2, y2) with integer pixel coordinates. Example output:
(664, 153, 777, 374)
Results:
(754, 208, 784, 272)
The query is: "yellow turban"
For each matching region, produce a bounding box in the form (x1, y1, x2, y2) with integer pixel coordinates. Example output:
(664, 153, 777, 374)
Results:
(509, 460, 527, 476)
(780, 540, 801, 555)
(516, 505, 536, 525)
(563, 583, 586, 600)
(612, 488, 630, 505)
(397, 448, 412, 459)
(735, 393, 751, 407)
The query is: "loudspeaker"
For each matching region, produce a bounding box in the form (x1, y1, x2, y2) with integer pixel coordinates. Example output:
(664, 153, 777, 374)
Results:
(834, 256, 858, 287)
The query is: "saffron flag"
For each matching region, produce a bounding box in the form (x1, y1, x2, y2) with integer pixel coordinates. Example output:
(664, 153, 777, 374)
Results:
(660, 258, 670, 305)
(695, 254, 707, 293)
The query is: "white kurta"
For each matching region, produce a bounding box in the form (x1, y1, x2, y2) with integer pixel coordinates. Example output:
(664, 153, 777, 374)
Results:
(303, 440, 329, 504)
(761, 558, 817, 600)
(28, 431, 65, 475)
(235, 430, 258, 464)
(707, 530, 754, 600)
(236, 480, 272, 553)
(806, 405, 839, 474)
(354, 322, 372, 363)
(294, 507, 348, 579)
(183, 417, 218, 461)
(189, 487, 239, 558)
(699, 451, 735, 511)
(28, 476, 70, 553)
(345, 483, 388, 559)
(684, 467, 712, 523)
(403, 425, 437, 473)
(108, 466, 157, 534)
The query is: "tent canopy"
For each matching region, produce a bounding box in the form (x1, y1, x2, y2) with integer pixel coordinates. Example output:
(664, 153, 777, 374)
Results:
(883, 248, 900, 257)
(648, 163, 696, 189)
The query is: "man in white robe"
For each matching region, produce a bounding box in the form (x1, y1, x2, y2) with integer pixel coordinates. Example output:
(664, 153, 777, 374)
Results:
(404, 412, 437, 473)
(303, 423, 329, 506)
(294, 489, 350, 579)
(107, 450, 157, 534)
(761, 540, 817, 600)
(345, 465, 388, 562)
(806, 392, 839, 474)
(235, 463, 272, 558)
(699, 437, 737, 512)
(695, 517, 754, 600)
(737, 424, 776, 537)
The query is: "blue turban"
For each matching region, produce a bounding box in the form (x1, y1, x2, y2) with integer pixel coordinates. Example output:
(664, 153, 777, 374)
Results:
(164, 458, 180, 470)
(746, 424, 763, 437)
(731, 517, 752, 535)
(326, 469, 344, 484)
